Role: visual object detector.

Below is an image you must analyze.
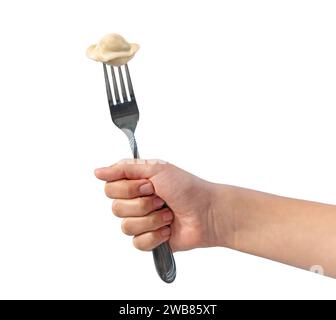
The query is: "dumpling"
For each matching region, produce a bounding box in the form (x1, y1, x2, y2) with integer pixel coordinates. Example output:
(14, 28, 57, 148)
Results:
(86, 33, 139, 66)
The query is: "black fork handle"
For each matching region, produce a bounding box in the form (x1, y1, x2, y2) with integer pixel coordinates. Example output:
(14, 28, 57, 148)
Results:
(128, 134, 176, 283)
(152, 229, 176, 283)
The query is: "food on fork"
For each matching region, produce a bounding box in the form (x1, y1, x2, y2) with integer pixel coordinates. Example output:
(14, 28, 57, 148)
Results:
(86, 33, 139, 66)
(87, 33, 176, 283)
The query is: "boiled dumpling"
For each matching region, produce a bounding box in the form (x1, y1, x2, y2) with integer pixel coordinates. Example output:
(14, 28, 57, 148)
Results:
(86, 33, 139, 66)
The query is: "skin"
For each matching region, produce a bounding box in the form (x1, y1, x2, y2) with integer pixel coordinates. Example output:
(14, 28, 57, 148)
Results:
(95, 159, 336, 278)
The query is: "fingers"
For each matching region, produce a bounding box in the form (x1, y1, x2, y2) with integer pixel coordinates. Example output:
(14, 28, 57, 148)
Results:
(112, 196, 165, 217)
(133, 226, 171, 251)
(95, 159, 173, 252)
(121, 207, 174, 235)
(94, 159, 168, 182)
(117, 202, 174, 251)
(105, 179, 154, 199)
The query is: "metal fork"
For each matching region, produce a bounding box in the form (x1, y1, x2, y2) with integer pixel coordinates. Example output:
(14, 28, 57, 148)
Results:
(102, 63, 176, 283)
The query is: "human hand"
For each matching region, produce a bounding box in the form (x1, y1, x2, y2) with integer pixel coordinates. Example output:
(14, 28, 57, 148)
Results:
(94, 159, 233, 252)
(95, 159, 336, 279)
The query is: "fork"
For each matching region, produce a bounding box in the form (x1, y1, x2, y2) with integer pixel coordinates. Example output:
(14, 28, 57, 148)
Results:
(102, 63, 176, 283)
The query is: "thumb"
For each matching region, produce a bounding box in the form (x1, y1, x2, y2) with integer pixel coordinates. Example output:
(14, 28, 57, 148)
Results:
(94, 159, 168, 182)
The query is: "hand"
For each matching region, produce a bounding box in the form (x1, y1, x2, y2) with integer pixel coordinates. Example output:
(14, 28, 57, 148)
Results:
(94, 159, 232, 252)
(95, 159, 336, 279)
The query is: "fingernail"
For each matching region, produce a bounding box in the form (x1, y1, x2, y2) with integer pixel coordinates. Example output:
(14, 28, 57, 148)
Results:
(139, 183, 154, 195)
(153, 197, 165, 207)
(161, 227, 171, 237)
(162, 211, 173, 222)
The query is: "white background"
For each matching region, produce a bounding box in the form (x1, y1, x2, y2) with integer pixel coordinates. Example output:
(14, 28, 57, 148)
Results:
(0, 0, 335, 299)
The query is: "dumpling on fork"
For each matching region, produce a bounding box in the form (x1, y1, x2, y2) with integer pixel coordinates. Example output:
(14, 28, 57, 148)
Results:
(86, 33, 140, 66)
(86, 32, 177, 283)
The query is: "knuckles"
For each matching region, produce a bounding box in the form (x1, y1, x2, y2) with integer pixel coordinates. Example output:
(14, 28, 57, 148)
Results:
(132, 232, 159, 251)
(104, 183, 112, 198)
(104, 180, 137, 199)
(112, 200, 122, 217)
(121, 219, 133, 236)
(132, 237, 149, 251)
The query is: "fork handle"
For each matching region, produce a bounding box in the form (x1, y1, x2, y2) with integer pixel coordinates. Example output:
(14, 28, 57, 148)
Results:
(126, 132, 176, 283)
(152, 237, 176, 283)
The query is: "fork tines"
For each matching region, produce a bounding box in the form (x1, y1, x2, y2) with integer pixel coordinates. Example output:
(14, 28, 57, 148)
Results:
(103, 63, 135, 107)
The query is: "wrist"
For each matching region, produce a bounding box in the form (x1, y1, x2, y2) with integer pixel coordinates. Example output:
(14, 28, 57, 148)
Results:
(208, 183, 240, 250)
